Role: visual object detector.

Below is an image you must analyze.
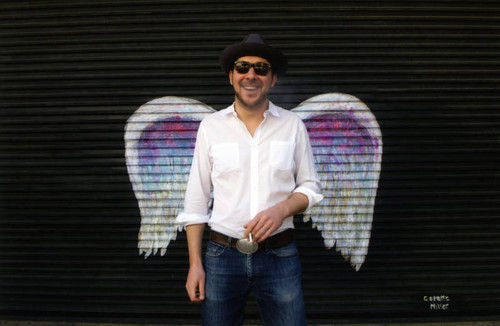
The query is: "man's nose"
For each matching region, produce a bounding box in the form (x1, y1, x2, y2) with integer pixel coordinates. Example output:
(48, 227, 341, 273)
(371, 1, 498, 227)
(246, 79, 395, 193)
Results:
(245, 67, 258, 78)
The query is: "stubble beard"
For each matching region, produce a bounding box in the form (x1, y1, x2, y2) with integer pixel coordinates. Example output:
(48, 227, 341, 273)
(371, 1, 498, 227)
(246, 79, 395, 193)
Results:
(234, 88, 269, 111)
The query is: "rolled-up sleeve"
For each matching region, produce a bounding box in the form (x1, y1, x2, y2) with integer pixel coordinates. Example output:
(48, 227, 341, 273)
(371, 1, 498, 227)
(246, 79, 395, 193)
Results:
(176, 121, 213, 228)
(293, 122, 323, 211)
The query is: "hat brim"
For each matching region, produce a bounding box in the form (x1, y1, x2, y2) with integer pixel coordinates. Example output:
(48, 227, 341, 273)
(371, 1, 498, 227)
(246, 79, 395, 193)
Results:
(219, 42, 288, 76)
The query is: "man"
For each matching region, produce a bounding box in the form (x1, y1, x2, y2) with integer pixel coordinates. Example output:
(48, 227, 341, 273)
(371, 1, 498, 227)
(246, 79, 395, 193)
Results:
(176, 34, 323, 326)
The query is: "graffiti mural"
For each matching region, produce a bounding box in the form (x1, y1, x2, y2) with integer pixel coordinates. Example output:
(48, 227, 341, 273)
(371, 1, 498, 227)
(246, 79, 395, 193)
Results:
(124, 93, 382, 270)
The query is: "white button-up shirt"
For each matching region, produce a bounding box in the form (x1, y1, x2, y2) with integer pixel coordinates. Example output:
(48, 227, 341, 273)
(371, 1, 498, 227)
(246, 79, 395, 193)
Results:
(176, 101, 323, 239)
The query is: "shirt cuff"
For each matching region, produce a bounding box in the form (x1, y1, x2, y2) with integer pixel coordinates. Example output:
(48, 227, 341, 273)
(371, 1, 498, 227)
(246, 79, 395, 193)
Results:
(293, 186, 324, 212)
(176, 211, 210, 229)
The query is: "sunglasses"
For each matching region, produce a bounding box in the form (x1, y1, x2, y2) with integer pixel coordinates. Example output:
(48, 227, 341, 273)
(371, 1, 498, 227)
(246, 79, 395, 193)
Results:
(233, 61, 272, 76)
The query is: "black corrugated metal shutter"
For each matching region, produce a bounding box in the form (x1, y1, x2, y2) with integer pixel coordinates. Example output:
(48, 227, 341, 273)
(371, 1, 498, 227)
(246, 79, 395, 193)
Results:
(1, 0, 499, 324)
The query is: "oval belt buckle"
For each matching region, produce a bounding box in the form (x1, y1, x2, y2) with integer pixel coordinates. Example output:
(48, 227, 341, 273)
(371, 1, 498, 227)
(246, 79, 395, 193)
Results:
(236, 233, 258, 254)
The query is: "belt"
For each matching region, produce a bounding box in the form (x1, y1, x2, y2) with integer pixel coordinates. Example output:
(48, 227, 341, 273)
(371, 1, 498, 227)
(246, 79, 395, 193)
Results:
(210, 228, 294, 253)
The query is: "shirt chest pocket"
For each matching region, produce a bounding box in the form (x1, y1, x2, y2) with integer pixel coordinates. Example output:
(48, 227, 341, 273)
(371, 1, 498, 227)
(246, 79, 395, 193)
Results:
(211, 142, 240, 172)
(270, 141, 295, 171)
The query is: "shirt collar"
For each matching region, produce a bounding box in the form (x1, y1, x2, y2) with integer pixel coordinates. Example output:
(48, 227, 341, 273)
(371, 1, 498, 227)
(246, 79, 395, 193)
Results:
(266, 101, 280, 117)
(224, 101, 280, 118)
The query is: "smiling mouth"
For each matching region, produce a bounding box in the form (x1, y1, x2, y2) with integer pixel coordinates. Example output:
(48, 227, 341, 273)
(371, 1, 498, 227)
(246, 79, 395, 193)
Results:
(242, 85, 259, 91)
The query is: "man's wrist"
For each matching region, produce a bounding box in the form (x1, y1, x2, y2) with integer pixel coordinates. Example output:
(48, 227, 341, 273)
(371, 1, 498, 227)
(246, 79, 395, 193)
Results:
(281, 193, 309, 217)
(189, 257, 203, 267)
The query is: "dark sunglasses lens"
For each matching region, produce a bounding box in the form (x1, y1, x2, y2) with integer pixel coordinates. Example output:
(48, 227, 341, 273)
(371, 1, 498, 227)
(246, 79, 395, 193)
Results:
(234, 62, 251, 74)
(254, 63, 270, 75)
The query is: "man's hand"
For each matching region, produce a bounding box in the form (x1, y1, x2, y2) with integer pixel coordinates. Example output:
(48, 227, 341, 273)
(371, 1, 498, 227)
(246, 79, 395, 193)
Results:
(185, 223, 206, 302)
(244, 193, 309, 242)
(244, 205, 284, 242)
(186, 263, 205, 302)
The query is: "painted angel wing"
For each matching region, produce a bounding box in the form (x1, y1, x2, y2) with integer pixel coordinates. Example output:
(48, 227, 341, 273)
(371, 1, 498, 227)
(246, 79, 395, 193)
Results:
(293, 93, 382, 271)
(124, 96, 215, 258)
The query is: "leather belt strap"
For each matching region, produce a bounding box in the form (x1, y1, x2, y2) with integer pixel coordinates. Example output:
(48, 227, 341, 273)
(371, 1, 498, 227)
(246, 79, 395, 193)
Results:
(210, 228, 294, 251)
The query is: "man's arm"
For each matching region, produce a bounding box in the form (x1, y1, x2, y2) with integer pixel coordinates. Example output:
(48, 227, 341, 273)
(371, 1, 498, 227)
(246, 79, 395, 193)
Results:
(244, 192, 309, 242)
(185, 223, 206, 302)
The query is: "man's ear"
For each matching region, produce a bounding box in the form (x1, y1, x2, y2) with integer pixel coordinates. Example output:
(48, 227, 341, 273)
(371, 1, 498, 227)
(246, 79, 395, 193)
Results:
(271, 73, 278, 87)
(229, 70, 233, 85)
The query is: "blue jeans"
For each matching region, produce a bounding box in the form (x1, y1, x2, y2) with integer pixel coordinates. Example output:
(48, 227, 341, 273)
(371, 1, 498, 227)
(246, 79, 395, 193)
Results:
(202, 239, 306, 326)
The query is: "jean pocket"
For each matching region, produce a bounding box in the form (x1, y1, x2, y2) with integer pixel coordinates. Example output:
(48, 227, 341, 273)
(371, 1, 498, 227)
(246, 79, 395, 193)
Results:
(206, 241, 227, 257)
(271, 241, 298, 258)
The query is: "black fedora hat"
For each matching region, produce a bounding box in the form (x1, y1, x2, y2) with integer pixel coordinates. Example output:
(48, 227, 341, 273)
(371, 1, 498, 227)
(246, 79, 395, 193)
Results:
(219, 34, 288, 76)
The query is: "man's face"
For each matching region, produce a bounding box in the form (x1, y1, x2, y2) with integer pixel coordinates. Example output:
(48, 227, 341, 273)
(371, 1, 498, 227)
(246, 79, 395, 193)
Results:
(229, 56, 277, 110)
